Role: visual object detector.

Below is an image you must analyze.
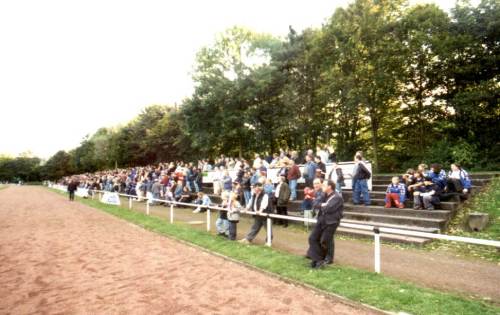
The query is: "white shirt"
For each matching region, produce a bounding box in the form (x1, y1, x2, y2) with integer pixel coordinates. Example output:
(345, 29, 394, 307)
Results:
(275, 183, 281, 198)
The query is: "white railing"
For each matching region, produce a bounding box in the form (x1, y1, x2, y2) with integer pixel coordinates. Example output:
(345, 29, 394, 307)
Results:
(50, 184, 500, 274)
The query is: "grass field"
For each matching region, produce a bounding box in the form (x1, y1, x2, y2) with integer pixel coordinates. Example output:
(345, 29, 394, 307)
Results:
(49, 188, 500, 315)
(426, 177, 500, 262)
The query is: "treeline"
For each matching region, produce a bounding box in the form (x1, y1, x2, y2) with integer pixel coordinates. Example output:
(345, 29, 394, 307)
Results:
(2, 0, 498, 182)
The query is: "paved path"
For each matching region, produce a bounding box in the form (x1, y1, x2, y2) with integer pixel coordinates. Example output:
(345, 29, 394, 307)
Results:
(0, 186, 373, 314)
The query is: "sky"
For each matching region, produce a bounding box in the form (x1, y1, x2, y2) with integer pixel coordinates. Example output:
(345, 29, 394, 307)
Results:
(0, 0, 458, 159)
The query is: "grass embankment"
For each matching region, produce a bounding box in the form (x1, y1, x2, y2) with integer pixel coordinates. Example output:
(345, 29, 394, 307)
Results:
(49, 189, 499, 315)
(429, 177, 500, 262)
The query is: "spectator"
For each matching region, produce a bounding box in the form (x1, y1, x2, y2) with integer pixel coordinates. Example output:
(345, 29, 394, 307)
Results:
(385, 176, 406, 209)
(414, 177, 442, 210)
(227, 192, 242, 241)
(351, 155, 371, 206)
(417, 163, 429, 177)
(287, 160, 301, 201)
(275, 175, 291, 227)
(312, 178, 325, 217)
(447, 163, 472, 197)
(222, 170, 233, 193)
(239, 183, 272, 244)
(307, 180, 343, 269)
(193, 192, 211, 213)
(301, 186, 315, 214)
(241, 170, 252, 206)
(315, 156, 326, 180)
(428, 163, 447, 190)
(151, 178, 163, 205)
(328, 147, 337, 163)
(327, 162, 345, 193)
(303, 155, 317, 188)
(216, 192, 230, 237)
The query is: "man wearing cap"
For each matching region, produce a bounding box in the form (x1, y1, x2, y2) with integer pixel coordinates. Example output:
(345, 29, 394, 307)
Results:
(239, 183, 273, 244)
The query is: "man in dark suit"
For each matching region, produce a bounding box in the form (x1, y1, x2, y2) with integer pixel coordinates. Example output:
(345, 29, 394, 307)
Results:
(307, 180, 344, 269)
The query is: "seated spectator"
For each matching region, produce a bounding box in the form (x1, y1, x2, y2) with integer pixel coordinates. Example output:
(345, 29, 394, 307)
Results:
(407, 171, 424, 197)
(193, 192, 211, 213)
(447, 163, 472, 196)
(428, 163, 447, 190)
(414, 177, 442, 210)
(385, 176, 406, 209)
(417, 163, 429, 177)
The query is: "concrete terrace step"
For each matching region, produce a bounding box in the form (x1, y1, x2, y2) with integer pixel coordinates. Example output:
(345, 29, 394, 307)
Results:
(339, 219, 440, 234)
(371, 184, 483, 192)
(361, 198, 458, 211)
(343, 205, 452, 219)
(371, 179, 491, 186)
(372, 173, 498, 181)
(340, 211, 447, 230)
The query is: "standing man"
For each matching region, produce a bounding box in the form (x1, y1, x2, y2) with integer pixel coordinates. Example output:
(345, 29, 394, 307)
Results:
(67, 177, 79, 201)
(303, 155, 317, 188)
(239, 183, 272, 244)
(351, 155, 371, 206)
(307, 180, 344, 269)
(275, 175, 291, 227)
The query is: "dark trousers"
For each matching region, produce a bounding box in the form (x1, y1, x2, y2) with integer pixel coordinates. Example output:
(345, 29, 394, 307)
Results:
(228, 221, 238, 240)
(246, 216, 272, 242)
(447, 178, 464, 193)
(307, 221, 339, 263)
(275, 206, 288, 226)
(69, 191, 75, 201)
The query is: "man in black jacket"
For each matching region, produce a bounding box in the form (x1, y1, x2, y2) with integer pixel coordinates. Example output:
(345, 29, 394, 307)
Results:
(307, 180, 344, 269)
(67, 178, 79, 201)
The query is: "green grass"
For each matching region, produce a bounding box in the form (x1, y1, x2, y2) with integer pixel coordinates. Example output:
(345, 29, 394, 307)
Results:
(48, 188, 499, 315)
(428, 177, 500, 262)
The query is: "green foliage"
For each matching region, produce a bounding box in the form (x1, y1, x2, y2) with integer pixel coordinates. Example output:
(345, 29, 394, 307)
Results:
(0, 156, 41, 182)
(56, 189, 500, 315)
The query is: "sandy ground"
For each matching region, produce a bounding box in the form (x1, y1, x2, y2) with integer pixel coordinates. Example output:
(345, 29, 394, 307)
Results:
(0, 186, 375, 315)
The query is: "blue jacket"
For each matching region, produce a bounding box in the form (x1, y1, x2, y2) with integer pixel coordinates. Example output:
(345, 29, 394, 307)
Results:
(304, 161, 317, 180)
(386, 183, 406, 203)
(222, 175, 233, 191)
(428, 170, 447, 189)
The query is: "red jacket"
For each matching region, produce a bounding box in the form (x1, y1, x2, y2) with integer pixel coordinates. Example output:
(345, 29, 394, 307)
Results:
(287, 165, 301, 180)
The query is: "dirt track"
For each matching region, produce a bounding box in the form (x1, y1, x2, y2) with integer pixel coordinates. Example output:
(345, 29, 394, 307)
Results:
(0, 186, 374, 314)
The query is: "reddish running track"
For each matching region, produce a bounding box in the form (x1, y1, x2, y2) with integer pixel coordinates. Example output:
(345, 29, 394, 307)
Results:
(0, 186, 376, 314)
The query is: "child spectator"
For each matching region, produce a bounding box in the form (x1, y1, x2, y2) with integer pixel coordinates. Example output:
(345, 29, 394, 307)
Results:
(447, 163, 472, 196)
(414, 177, 442, 210)
(193, 192, 211, 213)
(222, 170, 233, 193)
(286, 160, 301, 200)
(429, 163, 447, 190)
(301, 186, 315, 214)
(327, 162, 345, 193)
(216, 192, 230, 237)
(385, 176, 406, 209)
(227, 192, 242, 240)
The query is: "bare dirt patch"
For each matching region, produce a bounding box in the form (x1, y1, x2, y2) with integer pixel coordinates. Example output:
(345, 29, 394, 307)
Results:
(0, 186, 374, 314)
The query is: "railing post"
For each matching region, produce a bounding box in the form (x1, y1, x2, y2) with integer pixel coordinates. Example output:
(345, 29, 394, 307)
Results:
(206, 209, 211, 232)
(374, 227, 381, 273)
(146, 200, 150, 215)
(266, 216, 272, 247)
(129, 197, 132, 209)
(170, 203, 174, 223)
(98, 191, 102, 200)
